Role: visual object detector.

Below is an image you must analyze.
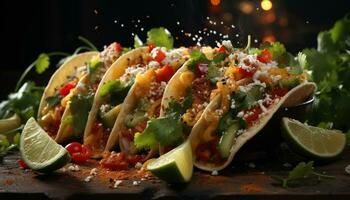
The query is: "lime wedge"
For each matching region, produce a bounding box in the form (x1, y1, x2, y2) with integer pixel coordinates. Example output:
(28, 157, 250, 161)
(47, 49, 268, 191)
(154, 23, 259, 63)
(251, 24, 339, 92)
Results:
(147, 141, 193, 183)
(282, 117, 346, 160)
(0, 113, 21, 133)
(20, 118, 71, 172)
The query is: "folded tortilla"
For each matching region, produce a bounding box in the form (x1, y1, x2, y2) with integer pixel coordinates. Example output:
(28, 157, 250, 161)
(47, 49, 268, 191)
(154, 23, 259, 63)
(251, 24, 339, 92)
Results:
(189, 82, 316, 171)
(84, 47, 150, 157)
(37, 52, 98, 142)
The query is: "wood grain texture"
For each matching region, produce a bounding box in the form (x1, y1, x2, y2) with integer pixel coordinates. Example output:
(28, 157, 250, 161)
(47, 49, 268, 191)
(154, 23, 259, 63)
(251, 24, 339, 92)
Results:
(1, 149, 350, 200)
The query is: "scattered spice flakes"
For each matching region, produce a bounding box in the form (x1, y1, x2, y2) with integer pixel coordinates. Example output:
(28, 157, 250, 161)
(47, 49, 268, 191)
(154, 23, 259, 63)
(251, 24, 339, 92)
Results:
(240, 183, 262, 193)
(2, 179, 15, 186)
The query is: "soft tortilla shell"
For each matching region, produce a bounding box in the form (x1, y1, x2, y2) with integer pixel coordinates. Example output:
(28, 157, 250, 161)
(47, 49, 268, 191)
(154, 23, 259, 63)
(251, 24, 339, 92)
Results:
(189, 82, 317, 171)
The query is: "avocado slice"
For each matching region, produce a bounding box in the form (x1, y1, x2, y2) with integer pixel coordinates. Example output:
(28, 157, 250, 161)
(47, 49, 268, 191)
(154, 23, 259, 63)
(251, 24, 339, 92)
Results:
(218, 121, 240, 158)
(125, 110, 147, 128)
(101, 105, 121, 128)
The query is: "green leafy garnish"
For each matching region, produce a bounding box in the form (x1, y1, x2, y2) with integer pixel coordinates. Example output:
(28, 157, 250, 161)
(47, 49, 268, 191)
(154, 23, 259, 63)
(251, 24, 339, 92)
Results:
(134, 117, 183, 150)
(302, 15, 350, 132)
(134, 35, 144, 48)
(134, 89, 192, 150)
(87, 58, 103, 74)
(35, 53, 50, 74)
(272, 161, 334, 188)
(147, 27, 174, 49)
(232, 85, 264, 111)
(99, 80, 132, 105)
(66, 94, 93, 137)
(187, 50, 209, 72)
(45, 94, 61, 108)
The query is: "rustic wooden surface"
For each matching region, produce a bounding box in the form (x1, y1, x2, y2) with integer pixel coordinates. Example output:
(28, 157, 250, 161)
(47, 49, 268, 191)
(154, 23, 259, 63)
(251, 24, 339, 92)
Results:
(1, 148, 350, 200)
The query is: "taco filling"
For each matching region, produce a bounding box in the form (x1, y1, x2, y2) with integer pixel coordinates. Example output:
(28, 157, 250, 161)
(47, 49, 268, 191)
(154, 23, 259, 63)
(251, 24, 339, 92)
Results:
(191, 43, 308, 166)
(85, 46, 188, 156)
(39, 42, 123, 139)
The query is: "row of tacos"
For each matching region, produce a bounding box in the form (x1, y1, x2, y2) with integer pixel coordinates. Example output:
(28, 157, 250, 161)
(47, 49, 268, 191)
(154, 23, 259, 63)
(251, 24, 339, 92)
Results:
(37, 39, 316, 171)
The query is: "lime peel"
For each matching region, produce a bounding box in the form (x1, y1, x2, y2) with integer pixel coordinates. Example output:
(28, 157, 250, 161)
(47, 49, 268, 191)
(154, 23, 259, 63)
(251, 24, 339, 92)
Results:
(20, 118, 71, 172)
(147, 140, 193, 183)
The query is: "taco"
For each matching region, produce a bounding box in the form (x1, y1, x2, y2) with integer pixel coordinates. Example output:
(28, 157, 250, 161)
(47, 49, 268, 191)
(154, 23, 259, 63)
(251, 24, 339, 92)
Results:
(38, 42, 123, 143)
(84, 46, 188, 158)
(158, 41, 315, 171)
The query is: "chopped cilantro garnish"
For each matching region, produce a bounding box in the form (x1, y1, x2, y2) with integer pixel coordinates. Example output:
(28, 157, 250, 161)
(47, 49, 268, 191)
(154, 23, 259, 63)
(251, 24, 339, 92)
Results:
(147, 27, 174, 49)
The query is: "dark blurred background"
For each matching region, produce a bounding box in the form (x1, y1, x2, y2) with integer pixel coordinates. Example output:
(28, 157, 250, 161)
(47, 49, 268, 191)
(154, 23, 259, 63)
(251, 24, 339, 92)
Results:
(0, 0, 349, 99)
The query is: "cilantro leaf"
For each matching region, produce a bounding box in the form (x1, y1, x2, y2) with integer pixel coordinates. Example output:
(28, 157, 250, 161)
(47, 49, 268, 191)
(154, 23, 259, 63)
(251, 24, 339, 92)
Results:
(134, 117, 183, 150)
(272, 161, 334, 188)
(147, 27, 174, 49)
(99, 80, 132, 106)
(134, 35, 144, 48)
(232, 85, 264, 111)
(45, 94, 61, 108)
(35, 53, 50, 74)
(187, 50, 209, 72)
(68, 94, 93, 137)
(260, 42, 287, 65)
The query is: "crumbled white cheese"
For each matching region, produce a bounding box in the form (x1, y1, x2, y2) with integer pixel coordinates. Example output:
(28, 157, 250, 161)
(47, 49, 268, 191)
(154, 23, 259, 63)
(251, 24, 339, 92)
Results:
(222, 40, 233, 50)
(345, 165, 350, 175)
(135, 162, 143, 169)
(230, 99, 236, 109)
(113, 180, 123, 188)
(257, 100, 267, 113)
(237, 111, 244, 118)
(148, 61, 160, 69)
(68, 164, 80, 172)
(132, 181, 141, 186)
(90, 168, 98, 176)
(211, 170, 219, 176)
(271, 75, 282, 83)
(84, 175, 93, 182)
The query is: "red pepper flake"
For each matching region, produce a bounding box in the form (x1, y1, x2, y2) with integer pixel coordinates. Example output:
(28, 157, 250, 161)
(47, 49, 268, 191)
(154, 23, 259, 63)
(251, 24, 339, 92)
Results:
(17, 159, 27, 169)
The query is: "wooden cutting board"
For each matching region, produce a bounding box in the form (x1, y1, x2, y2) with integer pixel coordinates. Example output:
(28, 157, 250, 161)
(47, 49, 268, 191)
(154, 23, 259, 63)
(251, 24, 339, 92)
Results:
(1, 149, 350, 200)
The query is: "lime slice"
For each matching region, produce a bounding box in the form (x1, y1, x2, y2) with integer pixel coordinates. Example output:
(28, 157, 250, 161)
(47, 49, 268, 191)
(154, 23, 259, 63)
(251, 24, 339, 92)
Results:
(147, 141, 193, 183)
(281, 117, 346, 160)
(20, 118, 71, 172)
(0, 113, 21, 133)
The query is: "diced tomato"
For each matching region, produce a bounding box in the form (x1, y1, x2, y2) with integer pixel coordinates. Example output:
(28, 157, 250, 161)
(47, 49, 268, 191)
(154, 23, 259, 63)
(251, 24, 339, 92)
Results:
(148, 43, 155, 52)
(17, 159, 27, 169)
(127, 155, 145, 165)
(271, 87, 289, 97)
(121, 127, 134, 141)
(237, 67, 255, 78)
(257, 49, 272, 63)
(196, 63, 208, 76)
(100, 152, 129, 171)
(244, 107, 262, 125)
(134, 121, 147, 132)
(65, 142, 91, 163)
(59, 82, 75, 97)
(112, 42, 122, 52)
(153, 49, 166, 63)
(195, 143, 211, 162)
(217, 45, 226, 53)
(155, 64, 174, 82)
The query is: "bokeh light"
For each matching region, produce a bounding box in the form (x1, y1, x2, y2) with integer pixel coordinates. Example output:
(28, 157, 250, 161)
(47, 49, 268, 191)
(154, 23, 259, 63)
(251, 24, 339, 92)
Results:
(261, 0, 273, 11)
(210, 0, 221, 6)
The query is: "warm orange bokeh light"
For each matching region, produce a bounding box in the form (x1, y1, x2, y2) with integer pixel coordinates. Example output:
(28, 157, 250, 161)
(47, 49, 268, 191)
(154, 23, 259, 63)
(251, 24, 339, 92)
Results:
(261, 0, 273, 11)
(239, 2, 254, 14)
(210, 0, 221, 6)
(263, 34, 276, 43)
